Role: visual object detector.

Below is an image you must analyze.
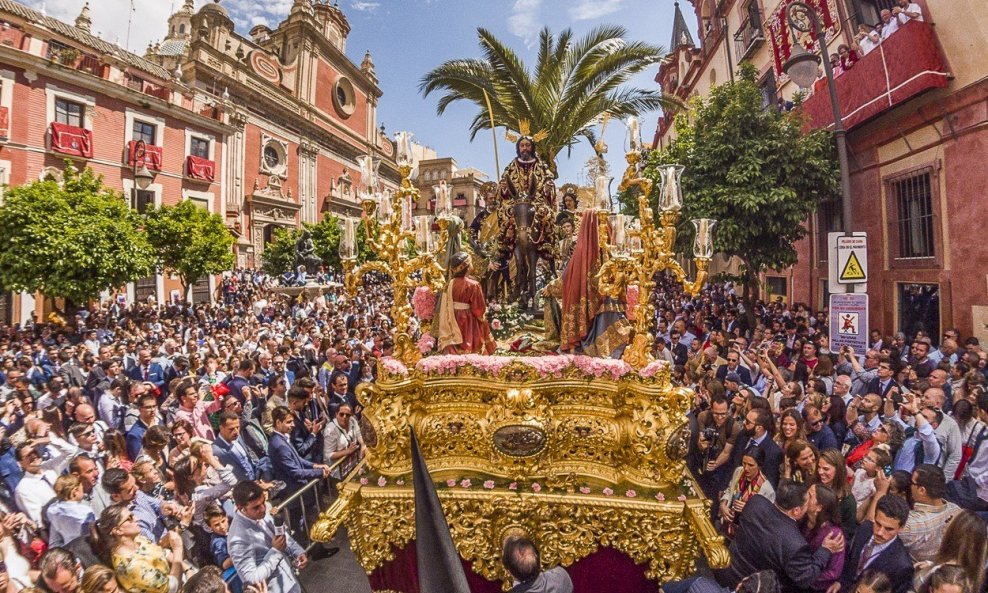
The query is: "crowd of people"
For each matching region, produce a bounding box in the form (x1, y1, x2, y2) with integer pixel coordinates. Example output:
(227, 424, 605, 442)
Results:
(0, 269, 394, 593)
(818, 0, 925, 82)
(652, 277, 988, 593)
(0, 253, 981, 593)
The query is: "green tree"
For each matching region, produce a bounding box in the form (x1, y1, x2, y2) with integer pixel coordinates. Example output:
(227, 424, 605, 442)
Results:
(639, 63, 839, 311)
(144, 199, 235, 298)
(0, 164, 155, 303)
(420, 25, 672, 174)
(260, 215, 368, 276)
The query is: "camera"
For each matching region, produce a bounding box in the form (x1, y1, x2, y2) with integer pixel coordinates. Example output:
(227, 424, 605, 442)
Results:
(701, 427, 719, 442)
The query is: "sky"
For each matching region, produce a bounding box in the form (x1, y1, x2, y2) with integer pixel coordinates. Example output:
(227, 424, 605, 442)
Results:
(25, 0, 678, 184)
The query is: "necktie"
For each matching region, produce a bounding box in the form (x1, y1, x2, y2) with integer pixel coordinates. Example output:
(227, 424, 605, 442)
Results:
(143, 367, 149, 381)
(857, 539, 876, 574)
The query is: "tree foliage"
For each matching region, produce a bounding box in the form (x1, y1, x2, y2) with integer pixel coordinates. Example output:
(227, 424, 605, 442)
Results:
(420, 25, 673, 174)
(639, 63, 839, 303)
(144, 199, 235, 296)
(260, 215, 371, 276)
(0, 165, 155, 303)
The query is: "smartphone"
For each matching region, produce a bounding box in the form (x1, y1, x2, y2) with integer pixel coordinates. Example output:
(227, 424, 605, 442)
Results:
(274, 525, 286, 537)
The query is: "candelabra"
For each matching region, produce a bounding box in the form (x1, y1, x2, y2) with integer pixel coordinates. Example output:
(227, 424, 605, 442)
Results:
(339, 134, 451, 366)
(596, 118, 717, 369)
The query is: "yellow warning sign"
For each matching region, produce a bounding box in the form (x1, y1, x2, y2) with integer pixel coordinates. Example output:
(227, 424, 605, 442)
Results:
(840, 252, 866, 281)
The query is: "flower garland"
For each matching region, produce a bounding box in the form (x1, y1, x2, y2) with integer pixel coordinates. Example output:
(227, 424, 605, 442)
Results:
(381, 354, 671, 380)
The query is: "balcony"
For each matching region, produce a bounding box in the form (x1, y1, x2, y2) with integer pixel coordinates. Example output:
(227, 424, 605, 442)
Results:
(186, 155, 216, 183)
(800, 21, 949, 132)
(733, 10, 765, 61)
(49, 122, 93, 158)
(127, 140, 163, 171)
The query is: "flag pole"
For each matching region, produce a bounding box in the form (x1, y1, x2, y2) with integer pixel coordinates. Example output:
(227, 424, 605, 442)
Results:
(482, 89, 500, 175)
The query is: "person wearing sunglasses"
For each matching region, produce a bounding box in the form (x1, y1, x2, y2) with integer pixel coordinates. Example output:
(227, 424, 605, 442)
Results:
(322, 404, 365, 481)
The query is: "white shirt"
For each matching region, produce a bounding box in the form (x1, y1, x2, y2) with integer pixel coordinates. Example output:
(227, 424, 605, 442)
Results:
(881, 17, 900, 40)
(897, 3, 924, 24)
(14, 471, 57, 525)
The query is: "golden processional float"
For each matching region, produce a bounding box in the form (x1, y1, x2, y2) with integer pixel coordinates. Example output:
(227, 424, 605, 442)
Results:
(311, 125, 729, 591)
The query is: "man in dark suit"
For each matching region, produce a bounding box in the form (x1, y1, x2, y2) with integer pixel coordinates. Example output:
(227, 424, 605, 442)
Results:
(669, 331, 689, 367)
(715, 352, 753, 386)
(56, 349, 86, 389)
(838, 494, 914, 593)
(733, 408, 784, 487)
(713, 480, 844, 593)
(866, 358, 900, 400)
(268, 406, 329, 492)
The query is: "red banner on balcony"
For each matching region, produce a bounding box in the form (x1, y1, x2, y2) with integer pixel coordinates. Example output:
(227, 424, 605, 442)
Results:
(766, 0, 838, 78)
(0, 106, 8, 140)
(800, 22, 949, 132)
(50, 122, 93, 158)
(186, 155, 215, 182)
(127, 140, 163, 171)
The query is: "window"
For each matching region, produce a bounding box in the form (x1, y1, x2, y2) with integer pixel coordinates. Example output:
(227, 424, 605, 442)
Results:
(54, 98, 84, 127)
(132, 189, 155, 214)
(897, 283, 940, 341)
(190, 137, 210, 158)
(132, 120, 156, 145)
(759, 69, 778, 110)
(46, 40, 70, 60)
(191, 276, 211, 304)
(893, 172, 935, 259)
(134, 274, 157, 304)
(765, 276, 788, 304)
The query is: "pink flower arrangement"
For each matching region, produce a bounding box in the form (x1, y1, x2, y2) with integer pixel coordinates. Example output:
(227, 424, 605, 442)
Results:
(380, 357, 409, 377)
(460, 479, 472, 489)
(625, 489, 637, 498)
(491, 319, 503, 331)
(677, 495, 687, 502)
(377, 476, 387, 487)
(359, 477, 369, 485)
(579, 487, 591, 494)
(531, 483, 542, 493)
(396, 478, 405, 486)
(572, 355, 633, 380)
(412, 287, 437, 320)
(417, 333, 436, 354)
(508, 482, 518, 490)
(446, 479, 457, 487)
(639, 360, 669, 379)
(483, 480, 495, 489)
(602, 487, 614, 496)
(626, 285, 640, 321)
(654, 493, 666, 501)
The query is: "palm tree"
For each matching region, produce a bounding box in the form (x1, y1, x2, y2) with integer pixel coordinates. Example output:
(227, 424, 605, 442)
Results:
(420, 25, 674, 175)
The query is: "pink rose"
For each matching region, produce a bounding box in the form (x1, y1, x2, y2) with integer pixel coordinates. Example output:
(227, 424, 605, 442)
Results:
(579, 487, 591, 494)
(483, 480, 495, 489)
(396, 478, 405, 486)
(655, 493, 666, 501)
(625, 489, 637, 498)
(677, 495, 687, 502)
(508, 482, 518, 490)
(531, 483, 542, 493)
(359, 477, 368, 485)
(602, 487, 614, 496)
(460, 479, 472, 489)
(446, 479, 457, 487)
(377, 476, 387, 487)
(491, 319, 503, 330)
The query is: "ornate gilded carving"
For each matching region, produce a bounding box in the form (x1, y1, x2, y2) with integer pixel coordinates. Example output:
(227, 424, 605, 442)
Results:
(312, 360, 730, 588)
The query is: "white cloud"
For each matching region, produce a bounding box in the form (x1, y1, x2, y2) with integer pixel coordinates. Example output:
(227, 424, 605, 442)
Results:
(568, 0, 624, 21)
(350, 1, 380, 12)
(22, 0, 174, 51)
(507, 0, 542, 47)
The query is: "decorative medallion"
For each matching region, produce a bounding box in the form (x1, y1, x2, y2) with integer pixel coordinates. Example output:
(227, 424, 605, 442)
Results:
(492, 424, 548, 458)
(249, 50, 282, 85)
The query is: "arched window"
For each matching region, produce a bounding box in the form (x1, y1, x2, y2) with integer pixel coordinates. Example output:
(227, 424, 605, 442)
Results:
(179, 24, 186, 34)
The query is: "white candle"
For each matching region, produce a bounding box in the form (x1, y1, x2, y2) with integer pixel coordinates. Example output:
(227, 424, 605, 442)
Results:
(595, 175, 609, 209)
(627, 116, 640, 150)
(402, 196, 413, 231)
(613, 214, 626, 248)
(660, 165, 683, 211)
(691, 218, 717, 258)
(433, 181, 452, 218)
(395, 132, 408, 164)
(378, 190, 393, 220)
(339, 218, 357, 260)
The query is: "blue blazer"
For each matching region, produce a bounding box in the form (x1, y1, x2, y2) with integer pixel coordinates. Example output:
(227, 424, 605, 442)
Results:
(126, 363, 166, 391)
(268, 432, 322, 491)
(213, 436, 260, 482)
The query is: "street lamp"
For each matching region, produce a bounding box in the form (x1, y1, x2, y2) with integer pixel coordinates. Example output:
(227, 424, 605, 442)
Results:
(132, 139, 155, 190)
(782, 1, 852, 234)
